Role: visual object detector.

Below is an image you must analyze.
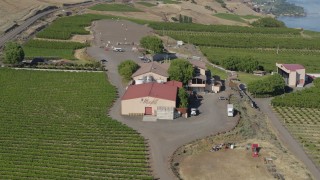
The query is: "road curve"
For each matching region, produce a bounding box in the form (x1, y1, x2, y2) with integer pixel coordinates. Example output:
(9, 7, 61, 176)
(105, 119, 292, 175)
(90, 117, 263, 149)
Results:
(0, 0, 102, 48)
(255, 98, 320, 180)
(0, 9, 57, 48)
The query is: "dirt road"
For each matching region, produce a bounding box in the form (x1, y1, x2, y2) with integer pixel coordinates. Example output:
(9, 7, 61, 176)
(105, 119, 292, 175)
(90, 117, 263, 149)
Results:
(255, 98, 320, 180)
(86, 19, 239, 179)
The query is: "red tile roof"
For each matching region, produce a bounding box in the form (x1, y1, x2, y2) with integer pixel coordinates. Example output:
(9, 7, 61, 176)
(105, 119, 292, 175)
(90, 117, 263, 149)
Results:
(164, 80, 183, 88)
(122, 82, 177, 101)
(282, 64, 305, 71)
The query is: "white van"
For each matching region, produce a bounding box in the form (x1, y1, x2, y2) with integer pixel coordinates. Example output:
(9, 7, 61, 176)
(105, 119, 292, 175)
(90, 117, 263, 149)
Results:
(227, 104, 234, 117)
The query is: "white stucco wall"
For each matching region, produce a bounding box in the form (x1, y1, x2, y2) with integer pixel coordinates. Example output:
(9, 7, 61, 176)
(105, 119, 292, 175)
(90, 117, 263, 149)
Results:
(121, 96, 175, 115)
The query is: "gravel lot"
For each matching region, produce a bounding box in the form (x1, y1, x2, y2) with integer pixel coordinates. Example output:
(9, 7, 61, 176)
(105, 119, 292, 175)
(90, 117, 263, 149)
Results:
(87, 19, 239, 180)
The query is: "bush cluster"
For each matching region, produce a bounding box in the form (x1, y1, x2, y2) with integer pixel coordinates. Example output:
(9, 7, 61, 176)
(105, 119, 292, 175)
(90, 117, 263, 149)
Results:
(221, 56, 261, 73)
(248, 74, 285, 97)
(118, 60, 139, 81)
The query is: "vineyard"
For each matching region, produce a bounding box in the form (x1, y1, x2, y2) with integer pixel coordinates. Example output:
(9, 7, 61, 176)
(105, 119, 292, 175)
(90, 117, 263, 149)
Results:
(36, 14, 116, 40)
(23, 39, 88, 60)
(0, 69, 152, 179)
(148, 22, 301, 34)
(274, 106, 320, 168)
(159, 31, 320, 50)
(272, 78, 320, 108)
(149, 21, 320, 73)
(200, 47, 320, 72)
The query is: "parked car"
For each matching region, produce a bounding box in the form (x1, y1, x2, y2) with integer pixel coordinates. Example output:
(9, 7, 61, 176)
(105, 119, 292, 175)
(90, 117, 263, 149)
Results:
(219, 96, 228, 100)
(190, 108, 198, 116)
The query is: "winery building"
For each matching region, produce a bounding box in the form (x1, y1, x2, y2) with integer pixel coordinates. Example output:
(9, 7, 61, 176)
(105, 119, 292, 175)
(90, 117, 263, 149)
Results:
(121, 82, 179, 116)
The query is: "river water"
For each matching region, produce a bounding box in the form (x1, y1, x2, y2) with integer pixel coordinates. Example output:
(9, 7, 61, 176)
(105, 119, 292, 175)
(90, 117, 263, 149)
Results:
(277, 0, 320, 32)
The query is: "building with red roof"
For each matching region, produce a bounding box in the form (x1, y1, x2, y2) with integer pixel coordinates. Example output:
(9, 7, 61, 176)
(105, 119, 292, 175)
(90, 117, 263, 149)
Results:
(121, 82, 178, 116)
(276, 63, 306, 87)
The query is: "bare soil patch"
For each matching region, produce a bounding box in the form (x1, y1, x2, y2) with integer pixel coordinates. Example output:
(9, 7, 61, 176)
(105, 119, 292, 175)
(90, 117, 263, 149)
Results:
(172, 94, 313, 180)
(179, 139, 311, 180)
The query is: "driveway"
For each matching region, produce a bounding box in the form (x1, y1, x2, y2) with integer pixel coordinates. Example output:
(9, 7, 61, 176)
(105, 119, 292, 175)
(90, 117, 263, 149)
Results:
(255, 98, 320, 180)
(86, 20, 239, 179)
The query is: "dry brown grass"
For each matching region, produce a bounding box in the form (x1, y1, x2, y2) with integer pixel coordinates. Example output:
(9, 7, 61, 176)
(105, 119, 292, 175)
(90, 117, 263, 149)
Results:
(0, 0, 88, 33)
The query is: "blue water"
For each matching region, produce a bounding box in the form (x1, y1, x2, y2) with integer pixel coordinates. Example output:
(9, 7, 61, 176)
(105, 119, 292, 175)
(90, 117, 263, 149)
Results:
(277, 0, 320, 32)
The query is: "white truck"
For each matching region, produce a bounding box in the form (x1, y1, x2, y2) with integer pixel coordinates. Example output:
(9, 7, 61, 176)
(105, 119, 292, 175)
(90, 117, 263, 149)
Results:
(227, 104, 234, 117)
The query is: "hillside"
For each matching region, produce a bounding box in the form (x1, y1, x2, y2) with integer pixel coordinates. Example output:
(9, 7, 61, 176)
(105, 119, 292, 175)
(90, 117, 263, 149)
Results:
(0, 0, 88, 34)
(0, 0, 262, 34)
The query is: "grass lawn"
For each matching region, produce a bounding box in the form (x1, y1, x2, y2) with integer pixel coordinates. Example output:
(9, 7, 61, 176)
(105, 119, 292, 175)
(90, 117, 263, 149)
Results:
(89, 3, 142, 12)
(137, 2, 157, 7)
(207, 65, 228, 80)
(213, 13, 247, 23)
(237, 72, 268, 85)
(0, 69, 152, 179)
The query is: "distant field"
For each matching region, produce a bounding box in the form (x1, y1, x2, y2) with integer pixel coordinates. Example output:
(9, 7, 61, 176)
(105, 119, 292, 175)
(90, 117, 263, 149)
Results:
(89, 3, 142, 12)
(200, 47, 320, 72)
(23, 39, 88, 59)
(162, 0, 181, 4)
(137, 2, 157, 7)
(0, 69, 152, 179)
(213, 13, 247, 23)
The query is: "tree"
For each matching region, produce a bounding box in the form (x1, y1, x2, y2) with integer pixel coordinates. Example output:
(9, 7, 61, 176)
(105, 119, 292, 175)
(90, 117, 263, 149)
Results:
(178, 88, 189, 108)
(179, 14, 183, 23)
(221, 56, 260, 73)
(251, 17, 286, 28)
(118, 60, 139, 81)
(248, 74, 285, 97)
(3, 42, 24, 64)
(168, 59, 194, 84)
(140, 36, 164, 54)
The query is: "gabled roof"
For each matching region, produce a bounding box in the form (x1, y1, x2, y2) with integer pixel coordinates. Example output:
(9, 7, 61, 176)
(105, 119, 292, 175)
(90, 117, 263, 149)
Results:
(164, 80, 183, 88)
(122, 82, 177, 101)
(281, 64, 305, 71)
(188, 60, 207, 70)
(132, 62, 169, 78)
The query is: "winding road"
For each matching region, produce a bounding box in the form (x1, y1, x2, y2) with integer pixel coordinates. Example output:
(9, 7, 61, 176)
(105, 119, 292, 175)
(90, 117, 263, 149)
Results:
(0, 0, 101, 48)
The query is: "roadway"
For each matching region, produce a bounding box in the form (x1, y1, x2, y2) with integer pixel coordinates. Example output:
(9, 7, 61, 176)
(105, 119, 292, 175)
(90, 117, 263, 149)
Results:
(0, 0, 101, 49)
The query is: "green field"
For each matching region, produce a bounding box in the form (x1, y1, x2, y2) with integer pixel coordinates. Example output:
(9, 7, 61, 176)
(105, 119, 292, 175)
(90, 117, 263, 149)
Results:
(160, 31, 320, 50)
(207, 65, 227, 80)
(137, 2, 157, 7)
(162, 0, 181, 4)
(89, 3, 142, 12)
(0, 69, 152, 179)
(237, 72, 268, 85)
(23, 39, 88, 60)
(200, 47, 320, 73)
(213, 13, 247, 23)
(150, 22, 320, 73)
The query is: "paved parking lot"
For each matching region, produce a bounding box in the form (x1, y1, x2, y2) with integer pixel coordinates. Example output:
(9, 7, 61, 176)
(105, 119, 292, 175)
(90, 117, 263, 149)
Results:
(87, 19, 239, 180)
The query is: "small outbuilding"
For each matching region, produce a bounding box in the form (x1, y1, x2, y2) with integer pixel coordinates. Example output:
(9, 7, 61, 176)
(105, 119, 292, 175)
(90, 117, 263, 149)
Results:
(276, 63, 306, 87)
